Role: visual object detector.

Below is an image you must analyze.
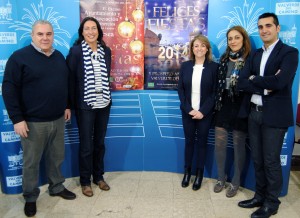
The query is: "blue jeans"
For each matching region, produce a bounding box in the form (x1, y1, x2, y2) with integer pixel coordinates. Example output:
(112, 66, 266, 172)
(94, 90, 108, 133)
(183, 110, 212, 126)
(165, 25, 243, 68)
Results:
(248, 109, 287, 210)
(21, 116, 65, 202)
(76, 105, 111, 186)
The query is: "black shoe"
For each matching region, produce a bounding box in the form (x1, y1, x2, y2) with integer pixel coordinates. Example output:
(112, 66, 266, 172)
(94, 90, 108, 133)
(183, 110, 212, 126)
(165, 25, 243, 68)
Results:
(50, 188, 76, 200)
(251, 206, 278, 218)
(181, 167, 191, 188)
(24, 202, 36, 217)
(192, 168, 203, 191)
(238, 198, 264, 208)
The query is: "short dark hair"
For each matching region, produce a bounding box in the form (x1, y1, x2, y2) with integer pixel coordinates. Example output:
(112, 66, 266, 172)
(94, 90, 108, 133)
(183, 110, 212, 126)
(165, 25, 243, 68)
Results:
(258, 12, 279, 26)
(74, 16, 106, 47)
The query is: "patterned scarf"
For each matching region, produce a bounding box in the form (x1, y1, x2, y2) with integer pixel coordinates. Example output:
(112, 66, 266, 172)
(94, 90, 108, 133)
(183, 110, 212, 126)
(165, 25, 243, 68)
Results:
(215, 49, 245, 111)
(81, 40, 110, 106)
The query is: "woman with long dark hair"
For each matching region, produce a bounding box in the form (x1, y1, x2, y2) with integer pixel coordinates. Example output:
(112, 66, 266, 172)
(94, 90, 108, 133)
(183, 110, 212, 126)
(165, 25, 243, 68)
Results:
(67, 17, 112, 197)
(214, 26, 251, 197)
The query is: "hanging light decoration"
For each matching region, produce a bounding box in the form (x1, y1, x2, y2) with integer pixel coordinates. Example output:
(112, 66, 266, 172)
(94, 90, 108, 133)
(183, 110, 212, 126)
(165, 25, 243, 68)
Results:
(117, 0, 135, 38)
(129, 17, 144, 55)
(132, 0, 144, 22)
(132, 9, 144, 22)
(130, 38, 144, 54)
(118, 20, 135, 38)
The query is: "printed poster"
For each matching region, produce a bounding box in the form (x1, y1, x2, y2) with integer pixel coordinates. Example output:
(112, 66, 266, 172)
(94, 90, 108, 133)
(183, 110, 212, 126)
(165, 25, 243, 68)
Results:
(80, 0, 145, 90)
(144, 0, 209, 89)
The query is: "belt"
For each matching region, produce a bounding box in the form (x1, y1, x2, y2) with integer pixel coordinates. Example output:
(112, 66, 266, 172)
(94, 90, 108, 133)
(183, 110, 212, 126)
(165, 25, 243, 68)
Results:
(250, 102, 263, 112)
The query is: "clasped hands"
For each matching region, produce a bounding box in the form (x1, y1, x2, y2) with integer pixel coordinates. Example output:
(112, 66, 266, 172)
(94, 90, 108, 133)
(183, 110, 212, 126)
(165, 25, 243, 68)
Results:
(189, 110, 204, 120)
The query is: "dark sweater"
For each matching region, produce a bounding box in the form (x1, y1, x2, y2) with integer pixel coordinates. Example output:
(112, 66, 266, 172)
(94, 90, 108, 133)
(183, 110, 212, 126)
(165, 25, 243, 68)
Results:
(2, 45, 69, 124)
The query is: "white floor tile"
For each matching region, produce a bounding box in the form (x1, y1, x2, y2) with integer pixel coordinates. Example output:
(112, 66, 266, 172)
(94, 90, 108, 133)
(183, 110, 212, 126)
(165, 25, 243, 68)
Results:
(0, 171, 300, 218)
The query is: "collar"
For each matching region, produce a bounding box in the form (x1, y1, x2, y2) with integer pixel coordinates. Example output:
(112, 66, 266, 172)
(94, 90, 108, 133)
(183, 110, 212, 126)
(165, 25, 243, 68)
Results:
(31, 42, 55, 56)
(262, 39, 279, 52)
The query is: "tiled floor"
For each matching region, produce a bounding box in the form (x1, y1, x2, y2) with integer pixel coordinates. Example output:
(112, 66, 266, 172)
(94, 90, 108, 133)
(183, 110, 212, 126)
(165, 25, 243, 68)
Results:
(1, 171, 300, 218)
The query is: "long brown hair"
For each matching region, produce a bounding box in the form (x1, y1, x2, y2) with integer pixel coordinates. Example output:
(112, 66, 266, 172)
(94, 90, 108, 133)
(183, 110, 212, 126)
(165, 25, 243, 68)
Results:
(223, 26, 251, 60)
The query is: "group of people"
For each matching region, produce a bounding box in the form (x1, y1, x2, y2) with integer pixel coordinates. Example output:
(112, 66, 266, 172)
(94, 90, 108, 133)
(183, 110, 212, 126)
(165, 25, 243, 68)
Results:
(2, 17, 111, 217)
(178, 12, 298, 218)
(2, 11, 299, 218)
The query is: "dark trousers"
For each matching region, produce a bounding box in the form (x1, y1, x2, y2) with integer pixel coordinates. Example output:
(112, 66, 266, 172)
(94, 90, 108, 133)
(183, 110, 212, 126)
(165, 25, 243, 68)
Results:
(182, 112, 212, 169)
(76, 105, 111, 186)
(248, 109, 287, 210)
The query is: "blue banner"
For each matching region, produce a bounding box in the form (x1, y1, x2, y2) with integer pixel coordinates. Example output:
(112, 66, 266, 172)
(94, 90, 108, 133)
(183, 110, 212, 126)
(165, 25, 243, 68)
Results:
(0, 0, 79, 194)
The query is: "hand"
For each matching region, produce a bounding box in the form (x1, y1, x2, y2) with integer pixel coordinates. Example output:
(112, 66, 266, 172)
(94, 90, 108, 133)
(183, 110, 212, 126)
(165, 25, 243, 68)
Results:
(194, 111, 204, 119)
(65, 109, 71, 121)
(190, 110, 204, 120)
(249, 75, 255, 80)
(189, 110, 198, 116)
(14, 121, 29, 138)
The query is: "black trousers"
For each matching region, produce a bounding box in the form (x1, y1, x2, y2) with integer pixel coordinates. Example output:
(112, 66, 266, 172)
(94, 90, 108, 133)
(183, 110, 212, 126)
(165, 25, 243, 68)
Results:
(248, 108, 287, 210)
(181, 112, 212, 170)
(76, 105, 111, 186)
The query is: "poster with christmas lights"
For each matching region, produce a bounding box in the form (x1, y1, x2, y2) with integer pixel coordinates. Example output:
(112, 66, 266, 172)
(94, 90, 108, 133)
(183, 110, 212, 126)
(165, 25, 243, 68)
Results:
(144, 0, 208, 90)
(80, 0, 145, 90)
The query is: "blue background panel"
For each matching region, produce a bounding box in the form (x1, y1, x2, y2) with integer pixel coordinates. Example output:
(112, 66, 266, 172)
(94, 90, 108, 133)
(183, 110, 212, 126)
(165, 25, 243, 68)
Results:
(109, 116, 143, 125)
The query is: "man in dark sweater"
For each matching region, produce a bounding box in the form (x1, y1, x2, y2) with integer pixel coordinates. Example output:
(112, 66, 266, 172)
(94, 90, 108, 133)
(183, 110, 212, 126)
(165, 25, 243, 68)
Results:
(2, 20, 76, 217)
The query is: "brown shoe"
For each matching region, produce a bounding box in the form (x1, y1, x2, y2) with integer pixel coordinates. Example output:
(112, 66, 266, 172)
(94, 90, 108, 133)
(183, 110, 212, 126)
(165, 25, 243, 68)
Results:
(97, 180, 110, 191)
(214, 180, 226, 193)
(81, 185, 93, 197)
(226, 183, 239, 198)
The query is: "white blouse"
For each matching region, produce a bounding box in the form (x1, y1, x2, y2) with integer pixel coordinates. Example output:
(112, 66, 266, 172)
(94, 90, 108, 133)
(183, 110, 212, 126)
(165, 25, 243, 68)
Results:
(191, 64, 204, 111)
(91, 52, 110, 109)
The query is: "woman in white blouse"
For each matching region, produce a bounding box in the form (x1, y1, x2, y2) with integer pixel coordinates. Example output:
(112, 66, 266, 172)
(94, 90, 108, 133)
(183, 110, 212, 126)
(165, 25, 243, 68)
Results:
(178, 35, 218, 190)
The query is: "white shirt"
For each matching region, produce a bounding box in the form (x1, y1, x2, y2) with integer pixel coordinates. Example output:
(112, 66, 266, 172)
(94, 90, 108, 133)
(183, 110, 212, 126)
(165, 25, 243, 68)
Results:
(31, 42, 54, 55)
(251, 39, 279, 105)
(191, 64, 204, 111)
(91, 52, 110, 109)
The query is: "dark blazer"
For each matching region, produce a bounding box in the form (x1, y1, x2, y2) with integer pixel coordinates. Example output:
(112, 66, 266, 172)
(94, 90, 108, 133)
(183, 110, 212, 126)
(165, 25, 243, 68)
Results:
(178, 59, 218, 116)
(238, 40, 299, 128)
(66, 44, 112, 110)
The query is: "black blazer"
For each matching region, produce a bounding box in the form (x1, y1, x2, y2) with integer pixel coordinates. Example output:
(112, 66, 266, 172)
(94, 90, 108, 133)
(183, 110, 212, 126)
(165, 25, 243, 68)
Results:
(66, 44, 112, 110)
(178, 59, 218, 116)
(238, 40, 299, 127)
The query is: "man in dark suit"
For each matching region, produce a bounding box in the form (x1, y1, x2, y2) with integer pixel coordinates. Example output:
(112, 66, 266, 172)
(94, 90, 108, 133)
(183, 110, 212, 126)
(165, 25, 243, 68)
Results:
(237, 13, 299, 218)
